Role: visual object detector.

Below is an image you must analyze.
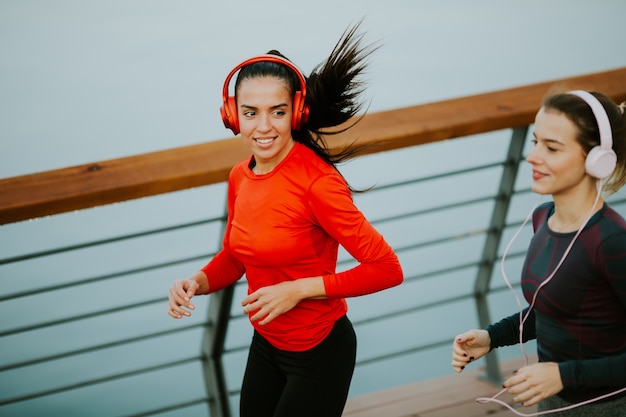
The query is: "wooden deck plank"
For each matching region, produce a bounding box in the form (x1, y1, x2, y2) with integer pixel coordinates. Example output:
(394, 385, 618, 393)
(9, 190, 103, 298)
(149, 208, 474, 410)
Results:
(343, 357, 537, 417)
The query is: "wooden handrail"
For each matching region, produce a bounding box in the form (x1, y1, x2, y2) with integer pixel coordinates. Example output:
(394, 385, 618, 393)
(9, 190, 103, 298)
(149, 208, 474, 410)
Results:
(1, 67, 625, 225)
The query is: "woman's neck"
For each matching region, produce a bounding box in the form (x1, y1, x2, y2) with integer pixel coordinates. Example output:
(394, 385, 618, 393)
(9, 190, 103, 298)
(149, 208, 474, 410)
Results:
(549, 181, 603, 233)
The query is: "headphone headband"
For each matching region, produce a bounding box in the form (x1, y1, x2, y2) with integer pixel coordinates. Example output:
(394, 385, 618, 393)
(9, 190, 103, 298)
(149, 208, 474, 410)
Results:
(220, 55, 309, 135)
(568, 90, 613, 150)
(221, 55, 307, 105)
(567, 90, 616, 179)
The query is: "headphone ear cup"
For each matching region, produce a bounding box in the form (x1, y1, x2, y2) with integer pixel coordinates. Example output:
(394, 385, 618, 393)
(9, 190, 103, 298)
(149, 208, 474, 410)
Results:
(221, 96, 239, 135)
(292, 91, 303, 130)
(291, 91, 310, 131)
(219, 105, 230, 129)
(586, 146, 617, 179)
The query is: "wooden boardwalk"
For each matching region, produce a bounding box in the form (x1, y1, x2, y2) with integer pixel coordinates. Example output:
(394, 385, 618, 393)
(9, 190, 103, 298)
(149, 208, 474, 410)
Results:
(343, 358, 537, 417)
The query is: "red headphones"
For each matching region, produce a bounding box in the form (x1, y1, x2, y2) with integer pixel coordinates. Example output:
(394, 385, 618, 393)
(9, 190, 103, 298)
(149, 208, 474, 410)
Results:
(220, 55, 310, 135)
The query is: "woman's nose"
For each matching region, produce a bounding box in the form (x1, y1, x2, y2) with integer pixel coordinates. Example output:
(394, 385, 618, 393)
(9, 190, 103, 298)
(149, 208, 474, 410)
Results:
(526, 146, 540, 165)
(256, 113, 271, 131)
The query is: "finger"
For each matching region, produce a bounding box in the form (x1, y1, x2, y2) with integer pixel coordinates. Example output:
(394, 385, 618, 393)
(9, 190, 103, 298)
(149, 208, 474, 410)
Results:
(186, 287, 195, 300)
(241, 292, 258, 307)
(169, 305, 183, 318)
(170, 286, 195, 309)
(173, 280, 196, 302)
(452, 347, 475, 362)
(173, 280, 186, 295)
(452, 345, 472, 361)
(451, 353, 467, 364)
(258, 312, 275, 326)
(502, 371, 523, 389)
(523, 393, 543, 407)
(242, 300, 257, 315)
(454, 331, 474, 344)
(170, 285, 187, 303)
(451, 360, 466, 373)
(168, 297, 193, 317)
(511, 387, 535, 405)
(185, 279, 199, 298)
(249, 308, 265, 322)
(172, 306, 191, 318)
(451, 343, 466, 355)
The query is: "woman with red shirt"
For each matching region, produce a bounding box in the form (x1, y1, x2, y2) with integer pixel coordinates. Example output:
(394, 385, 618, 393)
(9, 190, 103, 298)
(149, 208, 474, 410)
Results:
(168, 22, 403, 417)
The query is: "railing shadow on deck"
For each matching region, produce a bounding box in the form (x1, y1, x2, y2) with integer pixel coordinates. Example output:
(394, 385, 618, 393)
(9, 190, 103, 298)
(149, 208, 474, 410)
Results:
(0, 67, 625, 417)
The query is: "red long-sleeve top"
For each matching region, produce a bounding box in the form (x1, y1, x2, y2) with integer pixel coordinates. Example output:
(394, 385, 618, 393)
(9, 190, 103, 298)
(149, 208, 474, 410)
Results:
(201, 142, 403, 351)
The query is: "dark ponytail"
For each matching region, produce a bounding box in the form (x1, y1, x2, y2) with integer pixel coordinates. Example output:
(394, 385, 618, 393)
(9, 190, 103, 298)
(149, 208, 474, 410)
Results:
(296, 20, 380, 172)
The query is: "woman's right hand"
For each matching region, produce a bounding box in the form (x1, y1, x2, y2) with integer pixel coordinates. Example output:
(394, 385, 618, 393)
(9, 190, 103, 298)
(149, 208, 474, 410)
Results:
(168, 278, 200, 318)
(451, 329, 491, 373)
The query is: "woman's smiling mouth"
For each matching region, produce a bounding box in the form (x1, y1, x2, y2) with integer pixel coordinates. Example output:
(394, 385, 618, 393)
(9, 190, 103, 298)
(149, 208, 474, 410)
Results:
(255, 137, 275, 145)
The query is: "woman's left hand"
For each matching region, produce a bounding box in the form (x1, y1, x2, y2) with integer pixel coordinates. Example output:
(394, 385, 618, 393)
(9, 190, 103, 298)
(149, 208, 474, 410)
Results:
(241, 281, 302, 325)
(503, 362, 564, 407)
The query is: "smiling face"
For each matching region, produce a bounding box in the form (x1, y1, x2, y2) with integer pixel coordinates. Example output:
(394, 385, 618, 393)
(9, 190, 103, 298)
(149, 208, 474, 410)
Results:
(526, 107, 590, 198)
(236, 76, 295, 174)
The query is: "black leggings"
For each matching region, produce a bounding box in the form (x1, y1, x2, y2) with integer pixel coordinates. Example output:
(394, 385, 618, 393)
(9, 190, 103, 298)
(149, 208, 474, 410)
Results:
(239, 315, 357, 417)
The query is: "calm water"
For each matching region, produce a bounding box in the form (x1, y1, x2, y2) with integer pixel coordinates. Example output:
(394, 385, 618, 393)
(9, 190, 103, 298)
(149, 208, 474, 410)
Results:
(2, 0, 626, 178)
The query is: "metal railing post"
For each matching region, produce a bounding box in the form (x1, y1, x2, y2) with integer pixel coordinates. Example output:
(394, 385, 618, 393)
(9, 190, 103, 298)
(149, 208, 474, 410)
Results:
(474, 126, 528, 384)
(201, 198, 234, 417)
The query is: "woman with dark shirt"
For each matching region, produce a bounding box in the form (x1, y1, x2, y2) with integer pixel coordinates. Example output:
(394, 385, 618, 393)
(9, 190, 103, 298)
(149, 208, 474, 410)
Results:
(452, 90, 626, 416)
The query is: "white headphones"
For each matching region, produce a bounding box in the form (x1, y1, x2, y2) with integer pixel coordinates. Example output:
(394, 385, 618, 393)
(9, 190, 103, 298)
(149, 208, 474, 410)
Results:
(568, 90, 617, 179)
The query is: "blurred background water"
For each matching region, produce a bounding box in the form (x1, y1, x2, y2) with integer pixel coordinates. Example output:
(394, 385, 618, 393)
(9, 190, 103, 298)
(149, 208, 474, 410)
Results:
(3, 0, 626, 179)
(1, 1, 626, 416)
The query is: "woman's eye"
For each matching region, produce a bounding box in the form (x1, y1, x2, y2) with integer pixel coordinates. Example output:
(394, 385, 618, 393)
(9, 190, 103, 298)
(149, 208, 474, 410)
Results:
(243, 111, 256, 117)
(531, 139, 557, 152)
